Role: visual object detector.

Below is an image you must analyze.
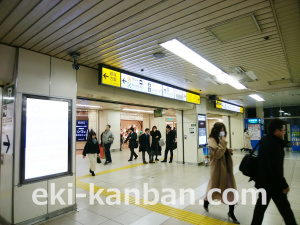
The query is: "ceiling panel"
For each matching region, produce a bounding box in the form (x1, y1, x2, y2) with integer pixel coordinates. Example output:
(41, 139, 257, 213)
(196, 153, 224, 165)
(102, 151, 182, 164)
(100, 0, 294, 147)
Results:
(0, 0, 299, 108)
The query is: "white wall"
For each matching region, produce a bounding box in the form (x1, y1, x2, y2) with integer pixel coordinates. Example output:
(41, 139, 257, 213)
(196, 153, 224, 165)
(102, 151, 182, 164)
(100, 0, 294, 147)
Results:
(107, 110, 121, 150)
(230, 114, 244, 149)
(176, 111, 183, 163)
(13, 48, 77, 224)
(0, 44, 16, 85)
(181, 108, 198, 164)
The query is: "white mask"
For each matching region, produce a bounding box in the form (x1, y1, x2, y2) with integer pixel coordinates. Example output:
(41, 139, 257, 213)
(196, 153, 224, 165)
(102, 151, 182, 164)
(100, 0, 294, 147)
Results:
(219, 131, 225, 137)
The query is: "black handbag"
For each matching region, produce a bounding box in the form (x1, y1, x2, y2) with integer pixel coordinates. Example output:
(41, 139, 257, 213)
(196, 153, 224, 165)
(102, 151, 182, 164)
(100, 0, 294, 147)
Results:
(134, 141, 138, 148)
(97, 156, 101, 164)
(239, 141, 260, 181)
(173, 142, 177, 149)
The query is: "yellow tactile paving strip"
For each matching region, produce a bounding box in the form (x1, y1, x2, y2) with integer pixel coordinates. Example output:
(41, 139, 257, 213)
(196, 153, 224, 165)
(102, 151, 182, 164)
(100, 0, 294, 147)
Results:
(76, 158, 235, 225)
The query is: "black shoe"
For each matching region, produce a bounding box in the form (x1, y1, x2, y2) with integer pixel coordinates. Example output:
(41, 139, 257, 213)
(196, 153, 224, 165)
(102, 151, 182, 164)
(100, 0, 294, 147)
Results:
(161, 160, 167, 163)
(135, 156, 138, 160)
(169, 161, 172, 163)
(204, 200, 209, 212)
(143, 162, 148, 164)
(228, 212, 240, 224)
(149, 161, 155, 163)
(89, 169, 92, 174)
(155, 158, 159, 161)
(104, 161, 108, 165)
(128, 159, 133, 161)
(91, 171, 95, 176)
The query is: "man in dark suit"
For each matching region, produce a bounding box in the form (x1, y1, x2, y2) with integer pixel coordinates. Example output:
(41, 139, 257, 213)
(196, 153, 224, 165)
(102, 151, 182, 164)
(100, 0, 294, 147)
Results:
(139, 128, 152, 164)
(124, 127, 138, 161)
(161, 125, 176, 163)
(251, 119, 297, 225)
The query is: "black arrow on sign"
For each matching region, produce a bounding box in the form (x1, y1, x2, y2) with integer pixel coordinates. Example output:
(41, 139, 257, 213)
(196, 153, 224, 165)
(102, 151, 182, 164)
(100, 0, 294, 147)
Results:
(122, 78, 127, 84)
(4, 135, 10, 153)
(103, 73, 109, 79)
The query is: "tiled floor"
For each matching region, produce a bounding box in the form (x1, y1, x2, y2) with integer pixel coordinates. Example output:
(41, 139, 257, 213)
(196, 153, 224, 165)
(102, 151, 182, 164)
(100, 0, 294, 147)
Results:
(39, 148, 300, 225)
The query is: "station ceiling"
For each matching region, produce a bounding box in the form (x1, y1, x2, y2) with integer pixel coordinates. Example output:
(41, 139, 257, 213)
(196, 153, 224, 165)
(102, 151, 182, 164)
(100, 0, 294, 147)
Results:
(0, 0, 299, 108)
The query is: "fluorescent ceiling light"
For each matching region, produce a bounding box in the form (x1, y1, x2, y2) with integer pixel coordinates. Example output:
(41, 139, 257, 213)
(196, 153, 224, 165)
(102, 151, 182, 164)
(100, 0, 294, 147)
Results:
(123, 109, 154, 113)
(249, 94, 265, 101)
(160, 39, 246, 90)
(77, 104, 101, 108)
(160, 39, 222, 75)
(215, 73, 247, 90)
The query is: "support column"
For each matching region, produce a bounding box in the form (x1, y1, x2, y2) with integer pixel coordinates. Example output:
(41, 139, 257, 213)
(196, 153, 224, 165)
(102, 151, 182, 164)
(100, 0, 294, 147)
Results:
(98, 110, 121, 151)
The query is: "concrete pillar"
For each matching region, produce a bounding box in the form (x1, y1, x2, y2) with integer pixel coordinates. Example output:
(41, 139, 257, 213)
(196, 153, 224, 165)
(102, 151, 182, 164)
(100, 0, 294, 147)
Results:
(98, 110, 121, 151)
(256, 107, 264, 121)
(0, 48, 77, 224)
(88, 110, 98, 134)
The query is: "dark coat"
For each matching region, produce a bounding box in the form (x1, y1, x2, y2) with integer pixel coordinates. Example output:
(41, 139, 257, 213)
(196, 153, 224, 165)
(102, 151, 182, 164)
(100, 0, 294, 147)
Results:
(150, 130, 161, 155)
(125, 132, 137, 148)
(166, 130, 176, 149)
(83, 140, 100, 156)
(255, 134, 288, 191)
(139, 133, 150, 152)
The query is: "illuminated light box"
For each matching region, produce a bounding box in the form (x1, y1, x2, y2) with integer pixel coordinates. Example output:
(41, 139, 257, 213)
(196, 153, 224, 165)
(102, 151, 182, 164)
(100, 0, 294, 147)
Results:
(20, 95, 72, 184)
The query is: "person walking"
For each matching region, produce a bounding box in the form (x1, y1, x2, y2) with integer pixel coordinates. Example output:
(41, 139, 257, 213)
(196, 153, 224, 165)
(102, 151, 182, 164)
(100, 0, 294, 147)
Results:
(125, 127, 138, 161)
(139, 128, 152, 164)
(241, 128, 253, 152)
(251, 119, 297, 225)
(150, 126, 162, 161)
(161, 125, 176, 163)
(101, 125, 114, 165)
(204, 122, 240, 224)
(82, 131, 100, 176)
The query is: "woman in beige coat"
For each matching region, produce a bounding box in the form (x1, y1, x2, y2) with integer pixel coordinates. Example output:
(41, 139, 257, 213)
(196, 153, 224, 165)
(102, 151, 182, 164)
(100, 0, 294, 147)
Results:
(241, 128, 253, 152)
(204, 122, 240, 224)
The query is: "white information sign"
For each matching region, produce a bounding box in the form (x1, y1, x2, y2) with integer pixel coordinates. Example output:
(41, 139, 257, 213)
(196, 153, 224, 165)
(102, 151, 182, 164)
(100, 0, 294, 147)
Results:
(1, 85, 15, 155)
(121, 73, 162, 96)
(163, 85, 175, 98)
(174, 89, 187, 101)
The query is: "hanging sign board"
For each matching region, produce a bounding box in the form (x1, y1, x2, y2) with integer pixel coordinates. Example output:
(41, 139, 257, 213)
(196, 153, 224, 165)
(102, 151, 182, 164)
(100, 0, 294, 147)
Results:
(99, 64, 200, 104)
(215, 100, 243, 113)
(101, 67, 121, 87)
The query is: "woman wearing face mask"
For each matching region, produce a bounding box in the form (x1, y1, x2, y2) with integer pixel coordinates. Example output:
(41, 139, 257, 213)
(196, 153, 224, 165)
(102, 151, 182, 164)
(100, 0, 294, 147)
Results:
(83, 131, 100, 176)
(241, 128, 253, 152)
(204, 122, 240, 224)
(150, 126, 162, 162)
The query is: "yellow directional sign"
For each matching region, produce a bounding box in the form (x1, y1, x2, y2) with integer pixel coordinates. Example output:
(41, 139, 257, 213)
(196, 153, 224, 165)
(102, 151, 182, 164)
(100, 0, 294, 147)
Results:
(187, 92, 200, 104)
(216, 100, 222, 109)
(101, 67, 121, 87)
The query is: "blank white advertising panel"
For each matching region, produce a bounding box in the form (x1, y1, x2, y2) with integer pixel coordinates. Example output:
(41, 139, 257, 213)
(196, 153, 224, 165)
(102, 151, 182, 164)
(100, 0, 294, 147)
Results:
(21, 96, 72, 183)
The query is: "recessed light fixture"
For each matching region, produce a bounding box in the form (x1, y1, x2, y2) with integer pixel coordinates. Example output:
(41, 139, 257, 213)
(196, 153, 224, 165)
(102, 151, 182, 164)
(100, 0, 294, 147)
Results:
(160, 39, 246, 90)
(153, 52, 165, 59)
(249, 94, 265, 101)
(184, 79, 192, 84)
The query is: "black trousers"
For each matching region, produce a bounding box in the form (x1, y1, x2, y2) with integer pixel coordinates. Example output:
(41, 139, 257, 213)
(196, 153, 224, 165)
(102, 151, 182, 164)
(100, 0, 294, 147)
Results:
(129, 147, 138, 160)
(142, 149, 150, 162)
(251, 190, 297, 225)
(164, 146, 173, 162)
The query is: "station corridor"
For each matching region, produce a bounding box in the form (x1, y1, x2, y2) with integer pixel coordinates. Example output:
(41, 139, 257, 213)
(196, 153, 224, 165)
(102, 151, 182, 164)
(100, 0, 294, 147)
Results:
(38, 149, 300, 225)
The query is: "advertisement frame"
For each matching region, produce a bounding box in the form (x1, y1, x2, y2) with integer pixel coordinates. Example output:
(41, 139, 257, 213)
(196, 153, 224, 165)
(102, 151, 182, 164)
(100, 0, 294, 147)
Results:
(198, 114, 207, 147)
(20, 94, 73, 185)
